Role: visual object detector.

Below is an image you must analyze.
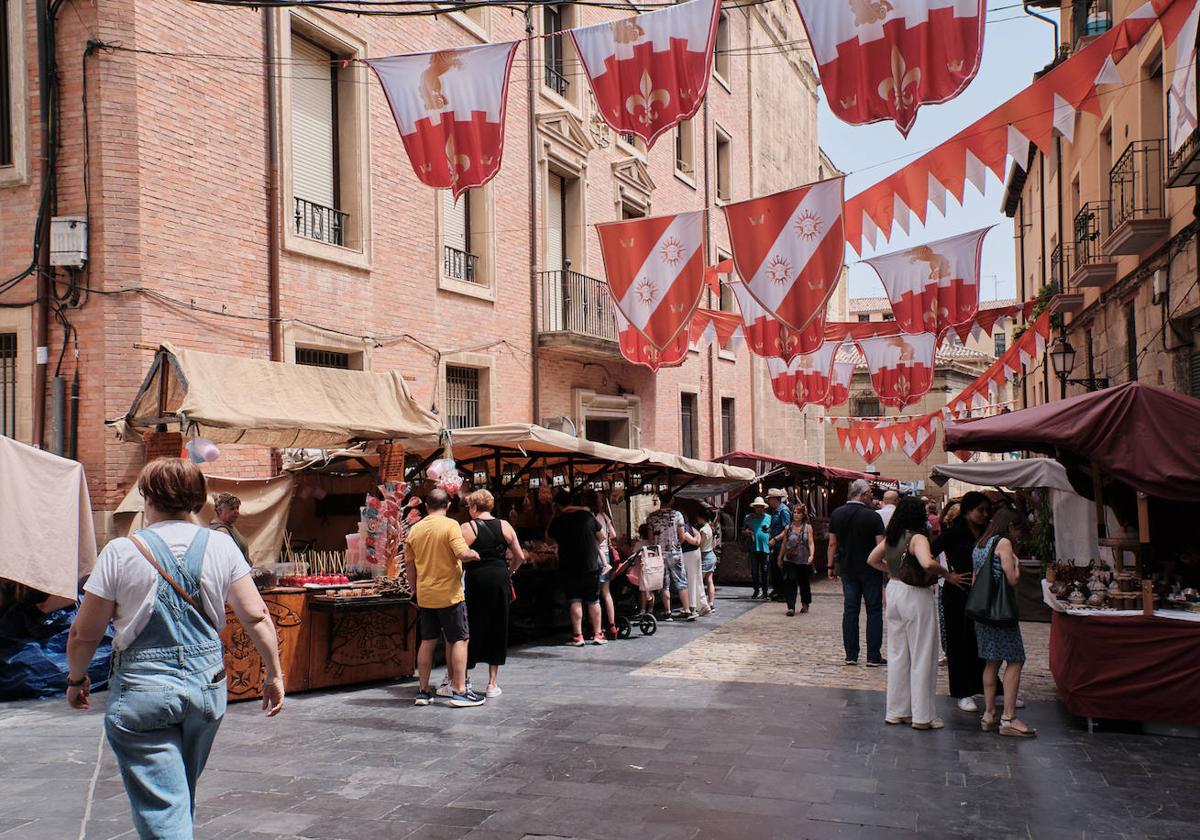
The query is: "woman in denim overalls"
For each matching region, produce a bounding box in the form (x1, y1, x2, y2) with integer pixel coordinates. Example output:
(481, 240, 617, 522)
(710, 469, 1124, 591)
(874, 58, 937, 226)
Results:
(67, 459, 285, 839)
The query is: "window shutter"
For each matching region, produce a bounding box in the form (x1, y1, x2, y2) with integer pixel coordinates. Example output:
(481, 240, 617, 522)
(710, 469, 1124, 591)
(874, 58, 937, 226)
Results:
(291, 36, 336, 209)
(547, 174, 564, 269)
(442, 191, 469, 252)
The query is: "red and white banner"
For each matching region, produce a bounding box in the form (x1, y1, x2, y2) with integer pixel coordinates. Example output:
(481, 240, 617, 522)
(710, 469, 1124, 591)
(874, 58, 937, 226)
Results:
(368, 42, 519, 199)
(572, 0, 721, 148)
(944, 311, 1052, 414)
(794, 0, 985, 137)
(614, 308, 689, 371)
(729, 280, 825, 360)
(865, 227, 989, 336)
(596, 210, 706, 350)
(723, 178, 845, 332)
(689, 308, 743, 349)
(821, 354, 855, 408)
(1169, 0, 1199, 154)
(856, 331, 937, 408)
(766, 339, 841, 409)
(841, 2, 1187, 253)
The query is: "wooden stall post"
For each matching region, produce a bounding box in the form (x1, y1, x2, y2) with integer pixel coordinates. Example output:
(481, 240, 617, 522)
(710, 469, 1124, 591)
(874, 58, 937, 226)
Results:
(378, 441, 405, 484)
(1138, 491, 1154, 616)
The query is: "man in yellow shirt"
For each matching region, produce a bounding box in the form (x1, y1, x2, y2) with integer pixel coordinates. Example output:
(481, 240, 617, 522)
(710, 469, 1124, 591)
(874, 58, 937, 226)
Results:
(404, 489, 482, 707)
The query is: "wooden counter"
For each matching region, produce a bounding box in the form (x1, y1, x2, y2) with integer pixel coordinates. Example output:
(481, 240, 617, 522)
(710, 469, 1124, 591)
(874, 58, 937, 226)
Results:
(220, 589, 416, 701)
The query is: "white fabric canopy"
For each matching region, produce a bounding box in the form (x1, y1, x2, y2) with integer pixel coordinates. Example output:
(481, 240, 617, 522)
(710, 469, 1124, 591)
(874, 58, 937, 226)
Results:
(930, 459, 1100, 564)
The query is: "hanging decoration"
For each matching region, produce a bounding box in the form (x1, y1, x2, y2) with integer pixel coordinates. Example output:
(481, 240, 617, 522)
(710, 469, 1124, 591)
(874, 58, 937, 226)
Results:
(855, 331, 938, 409)
(689, 308, 744, 349)
(367, 42, 520, 199)
(571, 0, 722, 148)
(1168, 0, 1199, 154)
(596, 210, 707, 350)
(823, 299, 1036, 344)
(614, 307, 689, 371)
(723, 178, 846, 332)
(821, 352, 855, 408)
(793, 0, 986, 137)
(728, 280, 826, 360)
(841, 1, 1190, 253)
(864, 226, 990, 337)
(765, 339, 841, 409)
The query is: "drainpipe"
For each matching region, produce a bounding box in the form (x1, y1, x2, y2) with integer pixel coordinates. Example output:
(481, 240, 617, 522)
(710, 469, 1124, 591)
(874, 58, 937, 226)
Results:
(1039, 153, 1049, 405)
(703, 97, 716, 458)
(33, 0, 56, 448)
(264, 9, 282, 361)
(1055, 135, 1066, 401)
(525, 8, 541, 424)
(1017, 196, 1028, 408)
(1022, 2, 1059, 53)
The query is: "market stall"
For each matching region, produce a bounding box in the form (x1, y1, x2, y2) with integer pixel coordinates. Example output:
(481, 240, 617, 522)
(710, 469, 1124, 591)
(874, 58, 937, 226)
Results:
(114, 343, 442, 701)
(711, 451, 897, 584)
(943, 382, 1200, 727)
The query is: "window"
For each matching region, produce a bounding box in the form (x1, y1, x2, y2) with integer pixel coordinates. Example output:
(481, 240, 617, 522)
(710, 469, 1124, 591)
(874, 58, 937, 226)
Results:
(546, 172, 582, 269)
(445, 366, 480, 429)
(718, 281, 734, 313)
(715, 128, 731, 201)
(295, 347, 351, 369)
(542, 5, 577, 102)
(675, 119, 695, 178)
(291, 35, 344, 247)
(620, 200, 645, 220)
(852, 395, 882, 417)
(993, 331, 1007, 356)
(857, 314, 871, 323)
(1073, 0, 1112, 42)
(0, 0, 11, 168)
(442, 191, 479, 282)
(0, 333, 15, 438)
(720, 397, 735, 455)
(1086, 329, 1096, 381)
(713, 11, 731, 82)
(680, 393, 698, 459)
(1125, 302, 1138, 381)
(881, 312, 895, 321)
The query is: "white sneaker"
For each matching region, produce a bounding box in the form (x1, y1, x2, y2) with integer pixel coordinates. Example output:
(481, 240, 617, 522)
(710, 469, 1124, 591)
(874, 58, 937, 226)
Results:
(485, 685, 502, 698)
(957, 696, 979, 713)
(436, 676, 470, 698)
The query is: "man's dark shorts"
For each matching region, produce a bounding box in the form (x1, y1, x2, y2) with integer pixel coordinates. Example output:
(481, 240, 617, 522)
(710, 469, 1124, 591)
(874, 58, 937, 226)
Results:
(561, 569, 601, 604)
(418, 602, 470, 643)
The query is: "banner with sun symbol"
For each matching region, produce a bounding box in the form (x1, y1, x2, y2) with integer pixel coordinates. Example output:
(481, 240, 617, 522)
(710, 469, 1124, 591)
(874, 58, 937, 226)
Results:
(722, 177, 845, 333)
(596, 210, 707, 351)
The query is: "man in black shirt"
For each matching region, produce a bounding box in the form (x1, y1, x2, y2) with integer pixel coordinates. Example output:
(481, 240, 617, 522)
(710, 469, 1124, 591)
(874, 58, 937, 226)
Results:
(547, 489, 605, 646)
(827, 479, 886, 666)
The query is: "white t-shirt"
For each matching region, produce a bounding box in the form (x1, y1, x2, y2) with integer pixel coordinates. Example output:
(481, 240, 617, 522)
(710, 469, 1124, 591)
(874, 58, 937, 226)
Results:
(84, 521, 250, 651)
(878, 504, 896, 529)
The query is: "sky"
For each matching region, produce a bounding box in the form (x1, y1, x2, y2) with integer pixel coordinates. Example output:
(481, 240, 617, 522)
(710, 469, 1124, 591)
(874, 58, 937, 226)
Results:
(818, 8, 1059, 303)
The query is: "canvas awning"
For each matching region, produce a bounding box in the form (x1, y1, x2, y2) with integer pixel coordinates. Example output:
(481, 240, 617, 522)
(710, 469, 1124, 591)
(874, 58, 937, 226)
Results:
(0, 437, 96, 599)
(715, 451, 899, 488)
(943, 383, 1200, 501)
(930, 459, 1100, 563)
(115, 343, 440, 449)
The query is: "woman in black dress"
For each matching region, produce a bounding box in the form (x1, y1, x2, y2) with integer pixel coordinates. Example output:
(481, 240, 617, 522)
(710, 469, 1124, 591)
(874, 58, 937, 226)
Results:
(461, 489, 526, 698)
(930, 491, 990, 713)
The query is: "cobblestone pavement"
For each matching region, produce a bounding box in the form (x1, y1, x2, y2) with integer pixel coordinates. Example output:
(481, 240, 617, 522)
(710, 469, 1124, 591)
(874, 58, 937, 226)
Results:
(637, 580, 1057, 701)
(1, 591, 1196, 840)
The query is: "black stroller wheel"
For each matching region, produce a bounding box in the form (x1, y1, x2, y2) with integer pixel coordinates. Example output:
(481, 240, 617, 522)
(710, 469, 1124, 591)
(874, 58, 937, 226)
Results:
(616, 616, 632, 639)
(639, 615, 657, 636)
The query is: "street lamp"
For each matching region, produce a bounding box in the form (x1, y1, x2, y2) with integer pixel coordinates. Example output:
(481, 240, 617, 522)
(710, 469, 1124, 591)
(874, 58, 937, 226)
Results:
(1049, 336, 1109, 392)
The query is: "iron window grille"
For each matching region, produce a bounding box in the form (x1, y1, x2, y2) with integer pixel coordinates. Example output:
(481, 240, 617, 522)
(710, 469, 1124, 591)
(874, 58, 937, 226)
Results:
(294, 197, 349, 247)
(543, 6, 569, 97)
(993, 332, 1007, 356)
(0, 333, 15, 438)
(444, 245, 479, 282)
(852, 395, 882, 418)
(295, 347, 351, 369)
(445, 365, 480, 430)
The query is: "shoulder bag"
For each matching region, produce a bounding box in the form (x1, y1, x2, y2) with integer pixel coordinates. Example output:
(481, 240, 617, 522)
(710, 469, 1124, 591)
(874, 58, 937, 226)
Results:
(130, 535, 221, 633)
(963, 538, 1019, 627)
(895, 534, 939, 588)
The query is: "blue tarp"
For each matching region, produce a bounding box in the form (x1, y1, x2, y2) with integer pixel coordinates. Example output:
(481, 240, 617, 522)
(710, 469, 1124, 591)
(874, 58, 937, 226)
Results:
(0, 604, 112, 701)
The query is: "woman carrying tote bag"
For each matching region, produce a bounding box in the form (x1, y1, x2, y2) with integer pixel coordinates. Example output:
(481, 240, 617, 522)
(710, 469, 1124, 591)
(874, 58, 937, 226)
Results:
(968, 507, 1036, 738)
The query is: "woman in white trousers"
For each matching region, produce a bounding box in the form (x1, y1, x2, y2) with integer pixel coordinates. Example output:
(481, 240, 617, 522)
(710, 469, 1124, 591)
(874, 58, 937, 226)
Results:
(868, 496, 949, 731)
(681, 516, 709, 615)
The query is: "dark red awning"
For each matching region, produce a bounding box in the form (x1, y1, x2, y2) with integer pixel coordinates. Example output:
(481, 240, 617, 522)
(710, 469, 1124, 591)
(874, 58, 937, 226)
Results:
(943, 382, 1200, 501)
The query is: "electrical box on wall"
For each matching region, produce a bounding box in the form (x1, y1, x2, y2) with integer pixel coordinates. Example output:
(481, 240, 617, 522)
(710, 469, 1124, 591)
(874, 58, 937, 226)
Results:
(50, 216, 88, 268)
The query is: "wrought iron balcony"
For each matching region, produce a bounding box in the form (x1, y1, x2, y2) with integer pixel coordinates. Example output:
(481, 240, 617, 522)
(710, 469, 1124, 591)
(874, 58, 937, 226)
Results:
(1048, 243, 1084, 315)
(544, 65, 570, 97)
(1105, 139, 1168, 255)
(1167, 127, 1200, 188)
(1070, 201, 1117, 289)
(443, 245, 479, 283)
(539, 269, 620, 358)
(294, 197, 349, 247)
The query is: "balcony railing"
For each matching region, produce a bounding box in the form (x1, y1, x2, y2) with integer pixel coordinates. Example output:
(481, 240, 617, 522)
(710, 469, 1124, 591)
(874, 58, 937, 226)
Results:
(544, 65, 570, 97)
(1073, 201, 1109, 271)
(1050, 242, 1073, 293)
(294, 197, 349, 247)
(1109, 139, 1165, 231)
(540, 269, 618, 343)
(443, 245, 479, 283)
(1167, 127, 1200, 187)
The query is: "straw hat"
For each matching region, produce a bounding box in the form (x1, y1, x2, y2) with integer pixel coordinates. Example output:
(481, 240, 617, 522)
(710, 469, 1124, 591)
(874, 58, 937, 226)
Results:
(749, 496, 768, 509)
(766, 488, 787, 500)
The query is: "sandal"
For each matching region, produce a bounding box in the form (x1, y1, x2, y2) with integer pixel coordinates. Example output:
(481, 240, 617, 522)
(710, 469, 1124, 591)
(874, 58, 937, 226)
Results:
(980, 711, 999, 732)
(999, 716, 1037, 738)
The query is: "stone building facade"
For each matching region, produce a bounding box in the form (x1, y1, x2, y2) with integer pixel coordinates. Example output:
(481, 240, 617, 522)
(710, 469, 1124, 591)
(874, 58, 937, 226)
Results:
(1003, 0, 1200, 407)
(0, 0, 826, 538)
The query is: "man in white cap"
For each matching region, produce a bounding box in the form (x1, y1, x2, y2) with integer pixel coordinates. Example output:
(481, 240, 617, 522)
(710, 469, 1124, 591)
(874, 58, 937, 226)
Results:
(765, 488, 792, 600)
(741, 496, 772, 599)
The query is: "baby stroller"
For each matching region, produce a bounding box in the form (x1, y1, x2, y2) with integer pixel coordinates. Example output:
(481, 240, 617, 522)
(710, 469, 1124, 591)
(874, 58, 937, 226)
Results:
(608, 546, 661, 638)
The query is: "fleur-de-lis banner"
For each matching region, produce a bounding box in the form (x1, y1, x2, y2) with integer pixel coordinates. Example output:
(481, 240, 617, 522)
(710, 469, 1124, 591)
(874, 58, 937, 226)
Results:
(864, 226, 991, 337)
(728, 280, 825, 362)
(614, 307, 689, 371)
(367, 42, 520, 199)
(855, 331, 937, 409)
(792, 0, 985, 137)
(596, 210, 707, 350)
(765, 339, 841, 409)
(571, 0, 721, 148)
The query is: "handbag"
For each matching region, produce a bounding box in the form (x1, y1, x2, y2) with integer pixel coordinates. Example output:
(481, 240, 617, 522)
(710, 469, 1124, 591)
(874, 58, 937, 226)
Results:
(130, 535, 221, 634)
(894, 535, 939, 588)
(964, 537, 1019, 627)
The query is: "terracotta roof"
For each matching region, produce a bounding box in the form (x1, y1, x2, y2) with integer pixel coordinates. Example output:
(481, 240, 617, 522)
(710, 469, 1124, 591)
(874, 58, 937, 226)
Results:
(837, 340, 992, 370)
(848, 297, 892, 313)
